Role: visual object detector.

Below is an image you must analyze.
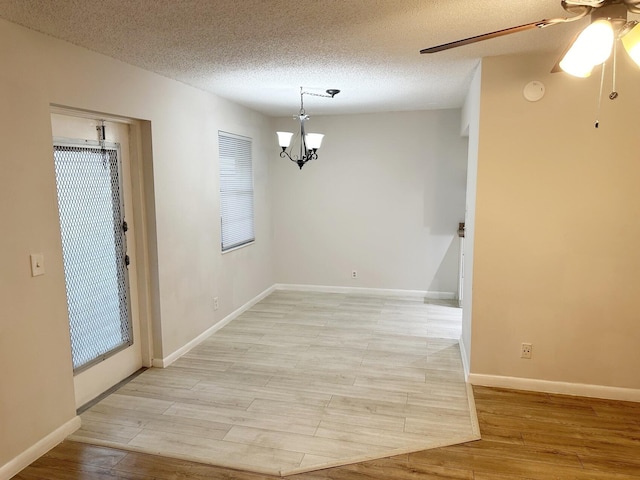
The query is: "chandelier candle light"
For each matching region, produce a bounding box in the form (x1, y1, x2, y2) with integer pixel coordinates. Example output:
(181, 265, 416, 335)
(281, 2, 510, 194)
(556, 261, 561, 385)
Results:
(277, 87, 340, 170)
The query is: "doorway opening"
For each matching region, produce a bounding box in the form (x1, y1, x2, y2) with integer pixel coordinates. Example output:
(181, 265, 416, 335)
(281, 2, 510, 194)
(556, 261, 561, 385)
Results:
(51, 110, 153, 409)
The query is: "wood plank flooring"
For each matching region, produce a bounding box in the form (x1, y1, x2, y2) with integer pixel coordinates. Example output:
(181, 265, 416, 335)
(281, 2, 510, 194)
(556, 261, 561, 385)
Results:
(13, 386, 640, 479)
(67, 291, 479, 475)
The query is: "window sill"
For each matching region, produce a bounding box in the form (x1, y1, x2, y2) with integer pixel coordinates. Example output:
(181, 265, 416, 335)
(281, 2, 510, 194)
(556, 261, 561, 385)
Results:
(221, 240, 255, 255)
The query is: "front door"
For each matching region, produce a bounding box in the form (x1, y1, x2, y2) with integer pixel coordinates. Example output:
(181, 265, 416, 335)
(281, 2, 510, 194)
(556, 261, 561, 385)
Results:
(51, 113, 143, 408)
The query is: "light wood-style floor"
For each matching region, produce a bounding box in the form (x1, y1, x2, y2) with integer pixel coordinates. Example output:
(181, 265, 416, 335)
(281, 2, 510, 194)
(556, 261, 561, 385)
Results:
(67, 291, 479, 476)
(14, 386, 640, 479)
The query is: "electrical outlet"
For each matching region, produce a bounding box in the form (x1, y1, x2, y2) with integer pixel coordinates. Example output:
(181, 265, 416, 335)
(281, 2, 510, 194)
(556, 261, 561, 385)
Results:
(213, 297, 219, 311)
(521, 343, 532, 359)
(351, 270, 358, 279)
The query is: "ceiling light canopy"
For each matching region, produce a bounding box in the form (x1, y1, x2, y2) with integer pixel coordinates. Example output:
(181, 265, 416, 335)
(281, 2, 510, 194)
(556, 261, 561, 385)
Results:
(277, 87, 340, 170)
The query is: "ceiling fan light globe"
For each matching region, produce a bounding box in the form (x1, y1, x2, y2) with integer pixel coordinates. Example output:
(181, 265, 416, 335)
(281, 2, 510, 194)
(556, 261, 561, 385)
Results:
(559, 54, 595, 77)
(305, 133, 324, 150)
(584, 20, 614, 65)
(622, 23, 640, 68)
(559, 19, 614, 77)
(276, 131, 293, 148)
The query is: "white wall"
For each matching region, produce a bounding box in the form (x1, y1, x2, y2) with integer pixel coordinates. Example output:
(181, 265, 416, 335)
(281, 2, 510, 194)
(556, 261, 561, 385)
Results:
(469, 51, 640, 397)
(272, 110, 467, 294)
(460, 64, 482, 374)
(0, 18, 274, 474)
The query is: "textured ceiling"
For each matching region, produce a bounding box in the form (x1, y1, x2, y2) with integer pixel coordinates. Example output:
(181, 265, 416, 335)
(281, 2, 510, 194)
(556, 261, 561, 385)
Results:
(0, 0, 613, 116)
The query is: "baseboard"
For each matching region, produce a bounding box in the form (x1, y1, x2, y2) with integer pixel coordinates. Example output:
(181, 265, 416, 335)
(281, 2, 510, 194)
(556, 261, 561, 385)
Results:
(458, 338, 470, 380)
(274, 283, 456, 300)
(0, 415, 81, 480)
(426, 291, 457, 300)
(152, 284, 277, 368)
(469, 373, 640, 402)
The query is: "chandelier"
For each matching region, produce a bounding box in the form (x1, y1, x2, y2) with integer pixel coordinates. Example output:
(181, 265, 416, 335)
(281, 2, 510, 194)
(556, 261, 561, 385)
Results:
(277, 87, 340, 170)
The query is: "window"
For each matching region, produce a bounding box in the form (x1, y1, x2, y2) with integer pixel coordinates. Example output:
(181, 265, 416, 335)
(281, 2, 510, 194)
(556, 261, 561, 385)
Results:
(218, 131, 255, 251)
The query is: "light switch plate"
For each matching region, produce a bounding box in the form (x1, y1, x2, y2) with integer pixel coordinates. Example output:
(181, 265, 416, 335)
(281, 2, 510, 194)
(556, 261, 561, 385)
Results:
(30, 253, 45, 277)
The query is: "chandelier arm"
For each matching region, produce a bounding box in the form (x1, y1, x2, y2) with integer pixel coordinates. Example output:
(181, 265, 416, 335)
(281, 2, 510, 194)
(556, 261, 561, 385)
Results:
(279, 119, 313, 167)
(279, 150, 294, 162)
(280, 150, 306, 163)
(300, 116, 308, 160)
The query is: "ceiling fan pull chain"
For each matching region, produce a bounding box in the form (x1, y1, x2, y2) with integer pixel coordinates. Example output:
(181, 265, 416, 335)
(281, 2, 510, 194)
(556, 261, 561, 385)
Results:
(595, 62, 606, 129)
(610, 40, 619, 100)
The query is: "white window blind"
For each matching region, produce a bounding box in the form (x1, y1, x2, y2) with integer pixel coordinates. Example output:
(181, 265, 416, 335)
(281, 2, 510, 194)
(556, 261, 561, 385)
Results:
(218, 131, 255, 251)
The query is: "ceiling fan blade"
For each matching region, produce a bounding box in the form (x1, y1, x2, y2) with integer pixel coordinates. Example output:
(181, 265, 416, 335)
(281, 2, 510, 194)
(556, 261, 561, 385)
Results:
(420, 21, 543, 54)
(624, 0, 640, 14)
(420, 5, 594, 55)
(550, 61, 564, 73)
(562, 0, 604, 6)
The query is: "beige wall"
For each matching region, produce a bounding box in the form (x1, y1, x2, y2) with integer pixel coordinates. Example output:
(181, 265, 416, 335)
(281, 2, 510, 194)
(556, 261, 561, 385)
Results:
(470, 52, 640, 390)
(0, 18, 274, 470)
(272, 110, 468, 294)
(1, 36, 78, 469)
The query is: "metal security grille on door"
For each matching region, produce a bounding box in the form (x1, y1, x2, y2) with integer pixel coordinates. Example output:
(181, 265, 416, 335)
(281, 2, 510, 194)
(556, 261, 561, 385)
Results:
(53, 142, 132, 372)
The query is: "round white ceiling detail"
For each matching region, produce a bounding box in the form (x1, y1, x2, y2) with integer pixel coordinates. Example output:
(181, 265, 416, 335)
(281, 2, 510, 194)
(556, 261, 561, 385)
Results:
(523, 81, 545, 102)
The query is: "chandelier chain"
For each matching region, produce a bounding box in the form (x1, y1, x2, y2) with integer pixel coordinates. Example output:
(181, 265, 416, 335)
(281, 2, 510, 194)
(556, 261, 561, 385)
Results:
(299, 87, 340, 115)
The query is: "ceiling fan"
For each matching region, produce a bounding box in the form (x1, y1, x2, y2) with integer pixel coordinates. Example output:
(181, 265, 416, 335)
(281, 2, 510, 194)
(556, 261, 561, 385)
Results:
(421, 0, 640, 77)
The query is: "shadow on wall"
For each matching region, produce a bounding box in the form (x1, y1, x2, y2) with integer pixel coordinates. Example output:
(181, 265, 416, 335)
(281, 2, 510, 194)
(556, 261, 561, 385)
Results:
(428, 235, 460, 296)
(423, 125, 468, 236)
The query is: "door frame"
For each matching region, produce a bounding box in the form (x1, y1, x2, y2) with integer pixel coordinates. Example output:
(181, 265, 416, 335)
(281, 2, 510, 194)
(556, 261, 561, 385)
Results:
(51, 106, 155, 404)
